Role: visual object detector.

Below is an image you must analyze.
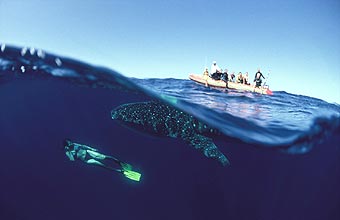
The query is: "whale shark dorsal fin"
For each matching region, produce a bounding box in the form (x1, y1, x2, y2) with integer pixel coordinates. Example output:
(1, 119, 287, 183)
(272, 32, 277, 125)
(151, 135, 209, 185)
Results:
(181, 132, 230, 166)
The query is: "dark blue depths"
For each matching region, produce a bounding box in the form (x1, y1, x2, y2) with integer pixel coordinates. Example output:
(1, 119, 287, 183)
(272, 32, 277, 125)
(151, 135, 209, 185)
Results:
(0, 79, 338, 220)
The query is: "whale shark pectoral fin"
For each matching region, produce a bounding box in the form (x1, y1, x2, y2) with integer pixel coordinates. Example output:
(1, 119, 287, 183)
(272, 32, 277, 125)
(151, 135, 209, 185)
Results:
(182, 133, 230, 166)
(203, 144, 230, 166)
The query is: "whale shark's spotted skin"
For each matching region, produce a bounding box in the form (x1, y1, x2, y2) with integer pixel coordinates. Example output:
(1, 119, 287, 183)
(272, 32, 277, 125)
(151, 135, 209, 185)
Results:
(111, 101, 229, 166)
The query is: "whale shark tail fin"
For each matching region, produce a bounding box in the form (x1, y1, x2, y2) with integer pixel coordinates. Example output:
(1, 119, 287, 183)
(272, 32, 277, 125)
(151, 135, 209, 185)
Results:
(123, 170, 142, 182)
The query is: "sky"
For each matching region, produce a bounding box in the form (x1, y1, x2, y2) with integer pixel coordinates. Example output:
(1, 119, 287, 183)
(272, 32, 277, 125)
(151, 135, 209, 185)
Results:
(1, 0, 339, 103)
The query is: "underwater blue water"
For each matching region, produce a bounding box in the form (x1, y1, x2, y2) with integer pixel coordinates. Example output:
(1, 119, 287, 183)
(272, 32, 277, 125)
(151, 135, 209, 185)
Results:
(0, 44, 339, 220)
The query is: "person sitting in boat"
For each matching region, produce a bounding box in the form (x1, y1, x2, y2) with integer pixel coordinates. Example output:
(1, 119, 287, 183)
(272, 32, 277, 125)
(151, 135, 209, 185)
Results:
(221, 69, 229, 83)
(243, 72, 250, 85)
(210, 61, 222, 80)
(229, 72, 235, 82)
(254, 68, 265, 87)
(236, 72, 243, 84)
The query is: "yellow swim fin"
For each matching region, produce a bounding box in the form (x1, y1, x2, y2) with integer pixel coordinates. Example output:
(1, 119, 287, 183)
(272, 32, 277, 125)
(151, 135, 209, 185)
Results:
(123, 170, 141, 182)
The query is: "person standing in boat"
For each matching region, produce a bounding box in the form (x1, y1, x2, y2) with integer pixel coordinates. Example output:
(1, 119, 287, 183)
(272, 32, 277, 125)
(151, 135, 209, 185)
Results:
(210, 61, 222, 80)
(202, 67, 209, 78)
(243, 72, 250, 85)
(253, 68, 265, 87)
(202, 67, 209, 86)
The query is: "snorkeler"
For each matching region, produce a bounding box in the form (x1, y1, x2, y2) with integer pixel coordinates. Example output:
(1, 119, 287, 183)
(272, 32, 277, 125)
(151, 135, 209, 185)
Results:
(63, 139, 141, 182)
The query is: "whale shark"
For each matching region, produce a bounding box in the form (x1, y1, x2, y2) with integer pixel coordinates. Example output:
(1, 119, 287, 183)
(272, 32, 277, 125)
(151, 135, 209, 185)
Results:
(111, 101, 229, 166)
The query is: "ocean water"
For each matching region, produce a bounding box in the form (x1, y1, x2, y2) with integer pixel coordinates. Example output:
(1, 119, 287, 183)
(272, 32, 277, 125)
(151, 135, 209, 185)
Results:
(1, 44, 339, 220)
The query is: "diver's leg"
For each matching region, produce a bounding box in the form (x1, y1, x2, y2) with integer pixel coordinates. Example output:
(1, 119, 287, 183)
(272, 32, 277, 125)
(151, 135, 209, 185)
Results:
(86, 150, 120, 163)
(104, 156, 132, 170)
(86, 149, 134, 173)
(97, 154, 132, 171)
(87, 150, 108, 160)
(86, 159, 121, 172)
(86, 151, 124, 171)
(86, 159, 105, 167)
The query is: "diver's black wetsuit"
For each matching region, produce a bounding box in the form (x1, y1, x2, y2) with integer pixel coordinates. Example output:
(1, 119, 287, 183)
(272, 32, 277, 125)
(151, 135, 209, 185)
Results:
(211, 72, 222, 80)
